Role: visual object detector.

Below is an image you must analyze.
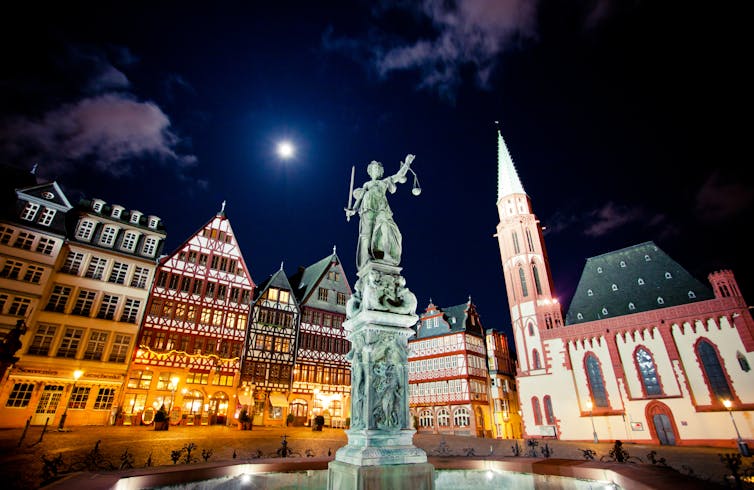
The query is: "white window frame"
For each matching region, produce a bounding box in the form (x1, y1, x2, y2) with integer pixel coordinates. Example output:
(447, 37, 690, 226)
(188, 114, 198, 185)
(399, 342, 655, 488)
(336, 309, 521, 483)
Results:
(76, 220, 96, 241)
(20, 202, 39, 221)
(37, 207, 56, 226)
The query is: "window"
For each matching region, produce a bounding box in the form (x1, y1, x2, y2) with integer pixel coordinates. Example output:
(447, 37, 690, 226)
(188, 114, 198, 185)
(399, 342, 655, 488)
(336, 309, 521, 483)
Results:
(657, 297, 664, 305)
(526, 229, 535, 252)
(127, 370, 153, 390)
(318, 288, 329, 301)
(93, 388, 116, 410)
(83, 331, 108, 360)
(0, 226, 12, 244)
(8, 297, 31, 316)
(108, 262, 129, 284)
(532, 397, 542, 425)
(130, 211, 142, 224)
(13, 231, 34, 250)
(45, 285, 72, 312)
(121, 230, 139, 252)
(61, 252, 85, 275)
(636, 348, 662, 396)
(92, 200, 104, 212)
(587, 289, 593, 296)
(131, 267, 149, 288)
(665, 272, 673, 279)
(75, 220, 96, 241)
(437, 408, 450, 427)
(5, 383, 34, 407)
(696, 340, 733, 402)
(36, 237, 55, 255)
(97, 295, 119, 320)
(544, 395, 555, 424)
(737, 352, 750, 372)
(519, 267, 528, 297)
(27, 324, 57, 355)
(56, 327, 84, 358)
(180, 276, 191, 292)
(20, 202, 40, 221)
(512, 232, 520, 254)
(72, 290, 97, 316)
(611, 284, 618, 291)
(337, 292, 346, 305)
(638, 278, 645, 285)
(1, 260, 22, 279)
(99, 225, 118, 246)
(85, 257, 108, 280)
(453, 407, 470, 427)
(148, 216, 160, 228)
(533, 265, 543, 295)
(37, 207, 56, 226)
(532, 349, 542, 369)
(688, 291, 697, 299)
(620, 261, 626, 268)
(585, 354, 609, 408)
(22, 265, 44, 284)
(120, 298, 141, 323)
(597, 267, 603, 273)
(419, 410, 433, 427)
(628, 302, 636, 311)
(108, 334, 131, 363)
(142, 236, 158, 256)
(67, 386, 90, 409)
(601, 307, 609, 316)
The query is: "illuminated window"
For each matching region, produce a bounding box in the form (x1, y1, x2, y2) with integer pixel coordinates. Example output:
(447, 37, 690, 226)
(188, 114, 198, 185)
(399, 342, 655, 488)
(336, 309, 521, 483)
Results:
(108, 334, 131, 363)
(56, 327, 84, 358)
(519, 268, 528, 297)
(453, 407, 470, 427)
(318, 288, 329, 301)
(420, 410, 433, 427)
(696, 340, 733, 401)
(37, 207, 56, 226)
(586, 354, 608, 407)
(20, 202, 39, 221)
(93, 388, 116, 410)
(27, 324, 57, 356)
(96, 295, 119, 320)
(83, 331, 109, 360)
(636, 348, 662, 396)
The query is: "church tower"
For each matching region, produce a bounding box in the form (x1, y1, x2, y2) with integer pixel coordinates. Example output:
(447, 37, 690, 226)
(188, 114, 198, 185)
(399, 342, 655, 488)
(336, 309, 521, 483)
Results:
(494, 128, 563, 374)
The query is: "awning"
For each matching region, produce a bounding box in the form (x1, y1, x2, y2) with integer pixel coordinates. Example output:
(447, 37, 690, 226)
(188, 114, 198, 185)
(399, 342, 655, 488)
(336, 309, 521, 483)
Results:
(237, 393, 252, 406)
(269, 392, 288, 408)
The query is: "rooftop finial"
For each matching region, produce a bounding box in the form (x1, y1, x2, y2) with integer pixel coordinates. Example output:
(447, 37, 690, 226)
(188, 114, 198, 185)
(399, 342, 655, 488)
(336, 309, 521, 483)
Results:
(220, 200, 226, 214)
(280, 261, 284, 271)
(30, 163, 38, 175)
(332, 244, 337, 255)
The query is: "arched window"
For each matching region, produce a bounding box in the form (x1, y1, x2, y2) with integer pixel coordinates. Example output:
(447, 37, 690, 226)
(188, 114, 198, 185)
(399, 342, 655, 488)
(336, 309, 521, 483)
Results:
(519, 268, 528, 297)
(531, 397, 542, 425)
(737, 352, 751, 372)
(696, 340, 733, 402)
(585, 354, 609, 407)
(420, 410, 434, 427)
(532, 264, 543, 295)
(437, 408, 450, 427)
(532, 349, 541, 369)
(528, 323, 535, 336)
(512, 232, 520, 254)
(525, 229, 535, 252)
(635, 347, 662, 396)
(454, 407, 470, 427)
(543, 395, 555, 424)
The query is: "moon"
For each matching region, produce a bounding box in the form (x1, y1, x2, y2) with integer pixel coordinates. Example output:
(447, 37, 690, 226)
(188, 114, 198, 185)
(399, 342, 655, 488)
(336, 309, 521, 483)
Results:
(276, 140, 295, 159)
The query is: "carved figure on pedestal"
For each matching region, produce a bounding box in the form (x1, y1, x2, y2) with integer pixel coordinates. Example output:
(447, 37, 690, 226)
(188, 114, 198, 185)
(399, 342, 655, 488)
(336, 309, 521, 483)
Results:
(346, 335, 366, 429)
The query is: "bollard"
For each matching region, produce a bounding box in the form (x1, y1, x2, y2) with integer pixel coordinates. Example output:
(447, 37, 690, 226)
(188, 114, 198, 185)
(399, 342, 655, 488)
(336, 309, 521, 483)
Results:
(17, 416, 31, 447)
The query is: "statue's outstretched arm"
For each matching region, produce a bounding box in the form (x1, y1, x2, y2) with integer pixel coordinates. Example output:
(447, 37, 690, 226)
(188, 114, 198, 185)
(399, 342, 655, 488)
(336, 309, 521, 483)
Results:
(389, 154, 415, 184)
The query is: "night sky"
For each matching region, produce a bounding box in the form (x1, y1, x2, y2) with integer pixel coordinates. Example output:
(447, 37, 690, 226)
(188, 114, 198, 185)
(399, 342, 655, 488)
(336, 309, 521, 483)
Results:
(1, 1, 750, 346)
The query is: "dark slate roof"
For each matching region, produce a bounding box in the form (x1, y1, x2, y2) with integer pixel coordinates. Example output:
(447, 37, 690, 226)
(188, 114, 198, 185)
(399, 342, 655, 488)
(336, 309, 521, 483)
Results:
(565, 241, 714, 325)
(288, 251, 338, 303)
(253, 267, 297, 303)
(415, 301, 484, 339)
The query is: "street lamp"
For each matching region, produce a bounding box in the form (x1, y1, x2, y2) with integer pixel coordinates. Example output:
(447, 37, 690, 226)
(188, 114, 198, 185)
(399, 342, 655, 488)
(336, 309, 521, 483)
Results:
(58, 369, 83, 431)
(586, 400, 598, 443)
(723, 399, 750, 456)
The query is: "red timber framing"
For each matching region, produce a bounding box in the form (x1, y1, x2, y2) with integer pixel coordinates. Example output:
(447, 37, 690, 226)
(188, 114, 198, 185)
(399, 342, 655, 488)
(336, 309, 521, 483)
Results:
(120, 209, 255, 427)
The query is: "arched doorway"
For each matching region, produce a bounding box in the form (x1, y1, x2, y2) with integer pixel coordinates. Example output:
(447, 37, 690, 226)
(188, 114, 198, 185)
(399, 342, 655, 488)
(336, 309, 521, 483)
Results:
(209, 391, 229, 425)
(289, 398, 308, 426)
(646, 401, 678, 445)
(182, 389, 204, 425)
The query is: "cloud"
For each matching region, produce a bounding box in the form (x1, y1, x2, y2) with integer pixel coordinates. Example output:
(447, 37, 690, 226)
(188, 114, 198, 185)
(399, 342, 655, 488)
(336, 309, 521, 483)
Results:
(0, 93, 196, 177)
(583, 201, 645, 237)
(695, 171, 753, 222)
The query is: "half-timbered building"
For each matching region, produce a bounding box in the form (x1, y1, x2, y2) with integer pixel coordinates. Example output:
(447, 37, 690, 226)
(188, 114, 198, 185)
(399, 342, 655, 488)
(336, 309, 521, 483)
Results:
(122, 206, 253, 427)
(485, 328, 521, 439)
(289, 249, 351, 428)
(409, 299, 493, 437)
(240, 266, 299, 427)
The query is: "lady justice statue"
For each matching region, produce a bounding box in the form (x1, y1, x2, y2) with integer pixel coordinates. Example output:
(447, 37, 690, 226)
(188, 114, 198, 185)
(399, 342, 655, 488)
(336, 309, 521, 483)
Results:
(345, 154, 419, 270)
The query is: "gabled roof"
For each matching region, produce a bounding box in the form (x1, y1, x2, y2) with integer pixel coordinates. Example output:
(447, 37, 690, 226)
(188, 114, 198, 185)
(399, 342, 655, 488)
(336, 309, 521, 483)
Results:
(17, 182, 73, 211)
(254, 266, 296, 303)
(565, 241, 714, 325)
(289, 248, 350, 304)
(415, 299, 484, 339)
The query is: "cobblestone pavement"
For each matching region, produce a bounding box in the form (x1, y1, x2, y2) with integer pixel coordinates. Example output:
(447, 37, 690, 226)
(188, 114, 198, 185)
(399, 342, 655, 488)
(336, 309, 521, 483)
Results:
(0, 424, 751, 489)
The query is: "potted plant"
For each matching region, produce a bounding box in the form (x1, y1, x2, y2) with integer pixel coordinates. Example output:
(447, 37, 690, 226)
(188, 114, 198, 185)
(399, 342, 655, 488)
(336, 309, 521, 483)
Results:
(154, 404, 169, 431)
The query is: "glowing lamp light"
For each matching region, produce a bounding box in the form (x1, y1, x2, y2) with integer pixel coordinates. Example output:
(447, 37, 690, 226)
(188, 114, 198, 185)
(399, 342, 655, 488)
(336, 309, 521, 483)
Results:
(586, 400, 593, 410)
(276, 141, 295, 159)
(723, 399, 733, 409)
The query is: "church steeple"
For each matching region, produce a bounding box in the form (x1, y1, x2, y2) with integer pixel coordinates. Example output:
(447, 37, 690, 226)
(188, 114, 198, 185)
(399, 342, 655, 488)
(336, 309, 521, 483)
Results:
(497, 126, 525, 202)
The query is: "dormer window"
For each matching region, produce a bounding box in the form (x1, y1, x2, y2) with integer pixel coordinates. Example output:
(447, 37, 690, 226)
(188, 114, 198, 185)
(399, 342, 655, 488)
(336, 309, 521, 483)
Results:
(99, 225, 118, 247)
(577, 313, 583, 320)
(130, 211, 143, 225)
(638, 278, 645, 285)
(597, 267, 603, 274)
(121, 230, 139, 252)
(148, 216, 160, 229)
(37, 208, 56, 226)
(657, 297, 665, 305)
(644, 254, 651, 261)
(665, 272, 673, 279)
(601, 307, 609, 316)
(620, 261, 627, 268)
(688, 291, 696, 299)
(92, 199, 105, 212)
(628, 302, 636, 310)
(611, 284, 618, 291)
(75, 219, 96, 241)
(587, 289, 594, 296)
(20, 202, 39, 221)
(111, 205, 124, 219)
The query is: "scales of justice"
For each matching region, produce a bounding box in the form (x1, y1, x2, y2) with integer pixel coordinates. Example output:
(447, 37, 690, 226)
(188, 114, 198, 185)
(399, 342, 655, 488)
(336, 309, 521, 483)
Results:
(328, 154, 434, 489)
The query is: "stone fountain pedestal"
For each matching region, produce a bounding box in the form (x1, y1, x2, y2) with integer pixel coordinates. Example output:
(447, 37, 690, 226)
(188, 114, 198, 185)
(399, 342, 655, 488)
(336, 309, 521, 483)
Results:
(328, 262, 434, 489)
